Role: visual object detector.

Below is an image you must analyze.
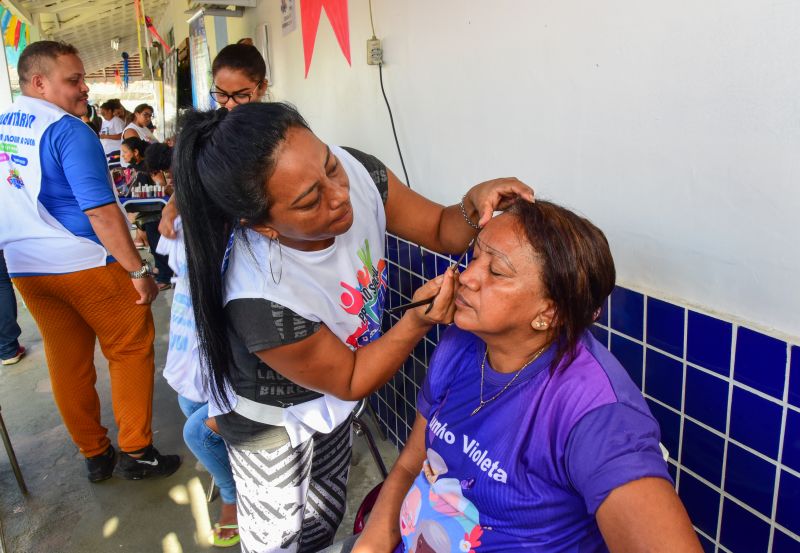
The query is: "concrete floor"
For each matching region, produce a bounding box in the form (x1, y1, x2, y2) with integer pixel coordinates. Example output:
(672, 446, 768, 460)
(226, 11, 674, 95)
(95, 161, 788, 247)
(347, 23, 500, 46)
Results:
(0, 285, 398, 553)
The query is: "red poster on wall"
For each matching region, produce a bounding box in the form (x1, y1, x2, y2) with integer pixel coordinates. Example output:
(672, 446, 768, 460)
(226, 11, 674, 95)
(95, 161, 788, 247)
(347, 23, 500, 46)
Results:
(300, 0, 351, 78)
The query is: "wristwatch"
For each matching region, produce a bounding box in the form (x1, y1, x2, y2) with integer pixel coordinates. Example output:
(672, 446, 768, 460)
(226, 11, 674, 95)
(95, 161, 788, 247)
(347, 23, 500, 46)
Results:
(128, 261, 153, 279)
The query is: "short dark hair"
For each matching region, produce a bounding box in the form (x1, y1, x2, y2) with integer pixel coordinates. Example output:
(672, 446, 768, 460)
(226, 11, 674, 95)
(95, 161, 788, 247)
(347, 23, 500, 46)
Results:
(511, 200, 616, 371)
(144, 143, 172, 173)
(133, 103, 153, 114)
(18, 41, 79, 85)
(212, 43, 267, 84)
(99, 101, 116, 111)
(121, 136, 149, 159)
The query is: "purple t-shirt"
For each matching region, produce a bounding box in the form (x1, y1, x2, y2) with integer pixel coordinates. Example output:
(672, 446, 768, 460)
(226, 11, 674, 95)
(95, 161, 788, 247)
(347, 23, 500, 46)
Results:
(398, 327, 671, 552)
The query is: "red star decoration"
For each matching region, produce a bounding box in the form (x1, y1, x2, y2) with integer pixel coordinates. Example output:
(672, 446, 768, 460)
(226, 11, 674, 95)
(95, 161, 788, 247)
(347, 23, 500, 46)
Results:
(300, 0, 351, 78)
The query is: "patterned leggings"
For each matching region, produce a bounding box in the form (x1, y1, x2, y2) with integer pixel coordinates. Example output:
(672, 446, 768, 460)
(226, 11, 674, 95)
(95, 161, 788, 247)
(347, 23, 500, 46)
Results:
(228, 418, 352, 553)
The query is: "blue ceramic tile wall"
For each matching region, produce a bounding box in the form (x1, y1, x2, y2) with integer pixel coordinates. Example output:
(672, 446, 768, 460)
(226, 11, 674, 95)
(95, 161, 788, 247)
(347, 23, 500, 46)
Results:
(372, 235, 800, 552)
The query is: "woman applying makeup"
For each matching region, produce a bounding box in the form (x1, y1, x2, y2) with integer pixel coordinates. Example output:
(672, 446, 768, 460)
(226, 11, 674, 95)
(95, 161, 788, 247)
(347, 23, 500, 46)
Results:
(173, 101, 533, 552)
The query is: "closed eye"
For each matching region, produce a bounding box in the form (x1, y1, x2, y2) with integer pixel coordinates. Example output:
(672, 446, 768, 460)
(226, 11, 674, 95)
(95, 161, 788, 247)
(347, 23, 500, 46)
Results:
(297, 195, 321, 210)
(326, 159, 340, 176)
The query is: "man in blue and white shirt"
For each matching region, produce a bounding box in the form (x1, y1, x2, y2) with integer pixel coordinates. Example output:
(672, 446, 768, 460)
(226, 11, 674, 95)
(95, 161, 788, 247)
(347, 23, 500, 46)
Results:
(0, 41, 180, 482)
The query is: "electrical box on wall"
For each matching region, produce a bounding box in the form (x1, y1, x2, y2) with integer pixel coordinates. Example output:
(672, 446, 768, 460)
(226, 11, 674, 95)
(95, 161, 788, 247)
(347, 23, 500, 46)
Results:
(367, 37, 382, 65)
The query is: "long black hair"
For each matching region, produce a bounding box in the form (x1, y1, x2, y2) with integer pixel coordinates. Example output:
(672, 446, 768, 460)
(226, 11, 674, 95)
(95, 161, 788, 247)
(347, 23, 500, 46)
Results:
(172, 102, 310, 407)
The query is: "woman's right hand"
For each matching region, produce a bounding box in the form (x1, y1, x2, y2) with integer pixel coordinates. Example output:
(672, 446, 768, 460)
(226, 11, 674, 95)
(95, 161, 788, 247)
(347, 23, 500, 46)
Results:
(405, 267, 458, 327)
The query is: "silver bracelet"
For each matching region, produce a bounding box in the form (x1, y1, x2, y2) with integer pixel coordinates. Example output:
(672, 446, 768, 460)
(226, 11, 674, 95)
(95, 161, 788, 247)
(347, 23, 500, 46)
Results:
(459, 196, 480, 230)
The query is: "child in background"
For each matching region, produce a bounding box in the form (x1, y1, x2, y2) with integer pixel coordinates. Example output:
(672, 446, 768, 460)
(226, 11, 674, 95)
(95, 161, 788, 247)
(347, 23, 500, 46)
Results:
(121, 138, 173, 290)
(151, 143, 239, 548)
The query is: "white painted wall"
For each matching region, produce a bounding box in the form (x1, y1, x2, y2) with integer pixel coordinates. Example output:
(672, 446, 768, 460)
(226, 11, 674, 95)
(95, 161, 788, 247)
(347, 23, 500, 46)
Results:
(160, 0, 800, 338)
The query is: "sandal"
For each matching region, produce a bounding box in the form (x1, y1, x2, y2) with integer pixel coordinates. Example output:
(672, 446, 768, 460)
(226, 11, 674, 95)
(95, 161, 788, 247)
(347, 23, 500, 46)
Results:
(212, 524, 240, 548)
(157, 282, 172, 291)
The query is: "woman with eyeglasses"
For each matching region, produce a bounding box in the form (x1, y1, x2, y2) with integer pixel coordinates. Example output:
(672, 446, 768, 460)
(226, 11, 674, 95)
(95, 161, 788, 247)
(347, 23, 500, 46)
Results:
(159, 43, 268, 241)
(123, 103, 158, 143)
(210, 42, 269, 110)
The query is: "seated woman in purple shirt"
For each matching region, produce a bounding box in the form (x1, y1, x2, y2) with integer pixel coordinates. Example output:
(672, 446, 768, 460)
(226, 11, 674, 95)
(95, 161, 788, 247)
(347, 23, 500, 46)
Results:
(344, 200, 702, 553)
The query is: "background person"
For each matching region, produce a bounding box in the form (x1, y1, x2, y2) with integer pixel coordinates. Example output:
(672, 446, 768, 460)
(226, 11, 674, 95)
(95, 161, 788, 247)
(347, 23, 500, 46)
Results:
(154, 142, 239, 546)
(122, 103, 158, 142)
(343, 201, 702, 553)
(0, 40, 180, 482)
(109, 98, 133, 125)
(79, 103, 100, 134)
(159, 41, 269, 240)
(121, 103, 157, 169)
(0, 251, 25, 366)
(121, 137, 173, 290)
(98, 100, 125, 169)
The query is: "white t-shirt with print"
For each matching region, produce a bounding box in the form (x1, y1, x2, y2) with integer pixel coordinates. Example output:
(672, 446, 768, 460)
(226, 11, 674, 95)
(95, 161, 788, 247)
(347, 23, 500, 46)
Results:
(223, 145, 388, 447)
(99, 116, 125, 155)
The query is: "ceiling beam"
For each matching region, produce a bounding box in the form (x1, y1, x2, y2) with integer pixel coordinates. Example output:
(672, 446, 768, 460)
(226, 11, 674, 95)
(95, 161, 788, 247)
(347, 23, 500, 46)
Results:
(34, 0, 128, 21)
(30, 0, 91, 16)
(48, 11, 133, 35)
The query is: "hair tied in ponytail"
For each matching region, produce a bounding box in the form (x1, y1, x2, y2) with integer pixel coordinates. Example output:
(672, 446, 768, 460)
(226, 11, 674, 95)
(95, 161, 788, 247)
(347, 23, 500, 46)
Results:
(198, 107, 230, 140)
(213, 107, 229, 122)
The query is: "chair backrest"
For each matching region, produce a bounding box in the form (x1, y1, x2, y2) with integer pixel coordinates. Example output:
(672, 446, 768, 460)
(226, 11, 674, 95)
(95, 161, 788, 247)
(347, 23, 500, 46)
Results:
(352, 482, 383, 534)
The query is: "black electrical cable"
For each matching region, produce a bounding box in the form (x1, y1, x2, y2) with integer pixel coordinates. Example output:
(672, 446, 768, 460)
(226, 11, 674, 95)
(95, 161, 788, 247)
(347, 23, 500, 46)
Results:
(378, 63, 411, 189)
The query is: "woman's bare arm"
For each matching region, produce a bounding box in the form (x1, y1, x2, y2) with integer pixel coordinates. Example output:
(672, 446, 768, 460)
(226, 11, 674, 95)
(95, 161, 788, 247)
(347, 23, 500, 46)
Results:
(352, 413, 429, 552)
(596, 477, 703, 553)
(254, 269, 458, 401)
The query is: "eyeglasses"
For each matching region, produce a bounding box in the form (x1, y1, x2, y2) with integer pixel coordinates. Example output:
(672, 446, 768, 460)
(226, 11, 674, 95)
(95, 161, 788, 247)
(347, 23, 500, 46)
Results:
(141, 112, 153, 118)
(210, 81, 264, 105)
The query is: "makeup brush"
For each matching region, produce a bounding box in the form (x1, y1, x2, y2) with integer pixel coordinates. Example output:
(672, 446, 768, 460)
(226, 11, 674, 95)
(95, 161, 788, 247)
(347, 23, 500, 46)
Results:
(386, 239, 473, 314)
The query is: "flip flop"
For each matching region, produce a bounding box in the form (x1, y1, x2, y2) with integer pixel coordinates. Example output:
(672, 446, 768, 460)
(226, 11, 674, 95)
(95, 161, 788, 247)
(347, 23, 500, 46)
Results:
(157, 282, 172, 291)
(212, 524, 240, 548)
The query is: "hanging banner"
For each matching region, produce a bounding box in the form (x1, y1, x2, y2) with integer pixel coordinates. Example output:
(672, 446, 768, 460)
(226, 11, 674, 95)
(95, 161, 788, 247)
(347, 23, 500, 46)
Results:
(145, 16, 170, 53)
(188, 11, 216, 110)
(300, 0, 351, 78)
(0, 6, 29, 98)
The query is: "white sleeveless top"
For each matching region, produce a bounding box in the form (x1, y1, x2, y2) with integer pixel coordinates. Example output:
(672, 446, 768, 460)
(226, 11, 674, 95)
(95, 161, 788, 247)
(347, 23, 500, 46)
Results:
(123, 122, 157, 142)
(222, 145, 388, 446)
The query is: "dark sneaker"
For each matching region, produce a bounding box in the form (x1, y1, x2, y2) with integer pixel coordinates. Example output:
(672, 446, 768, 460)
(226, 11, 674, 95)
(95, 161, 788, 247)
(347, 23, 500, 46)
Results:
(86, 445, 116, 483)
(114, 445, 181, 480)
